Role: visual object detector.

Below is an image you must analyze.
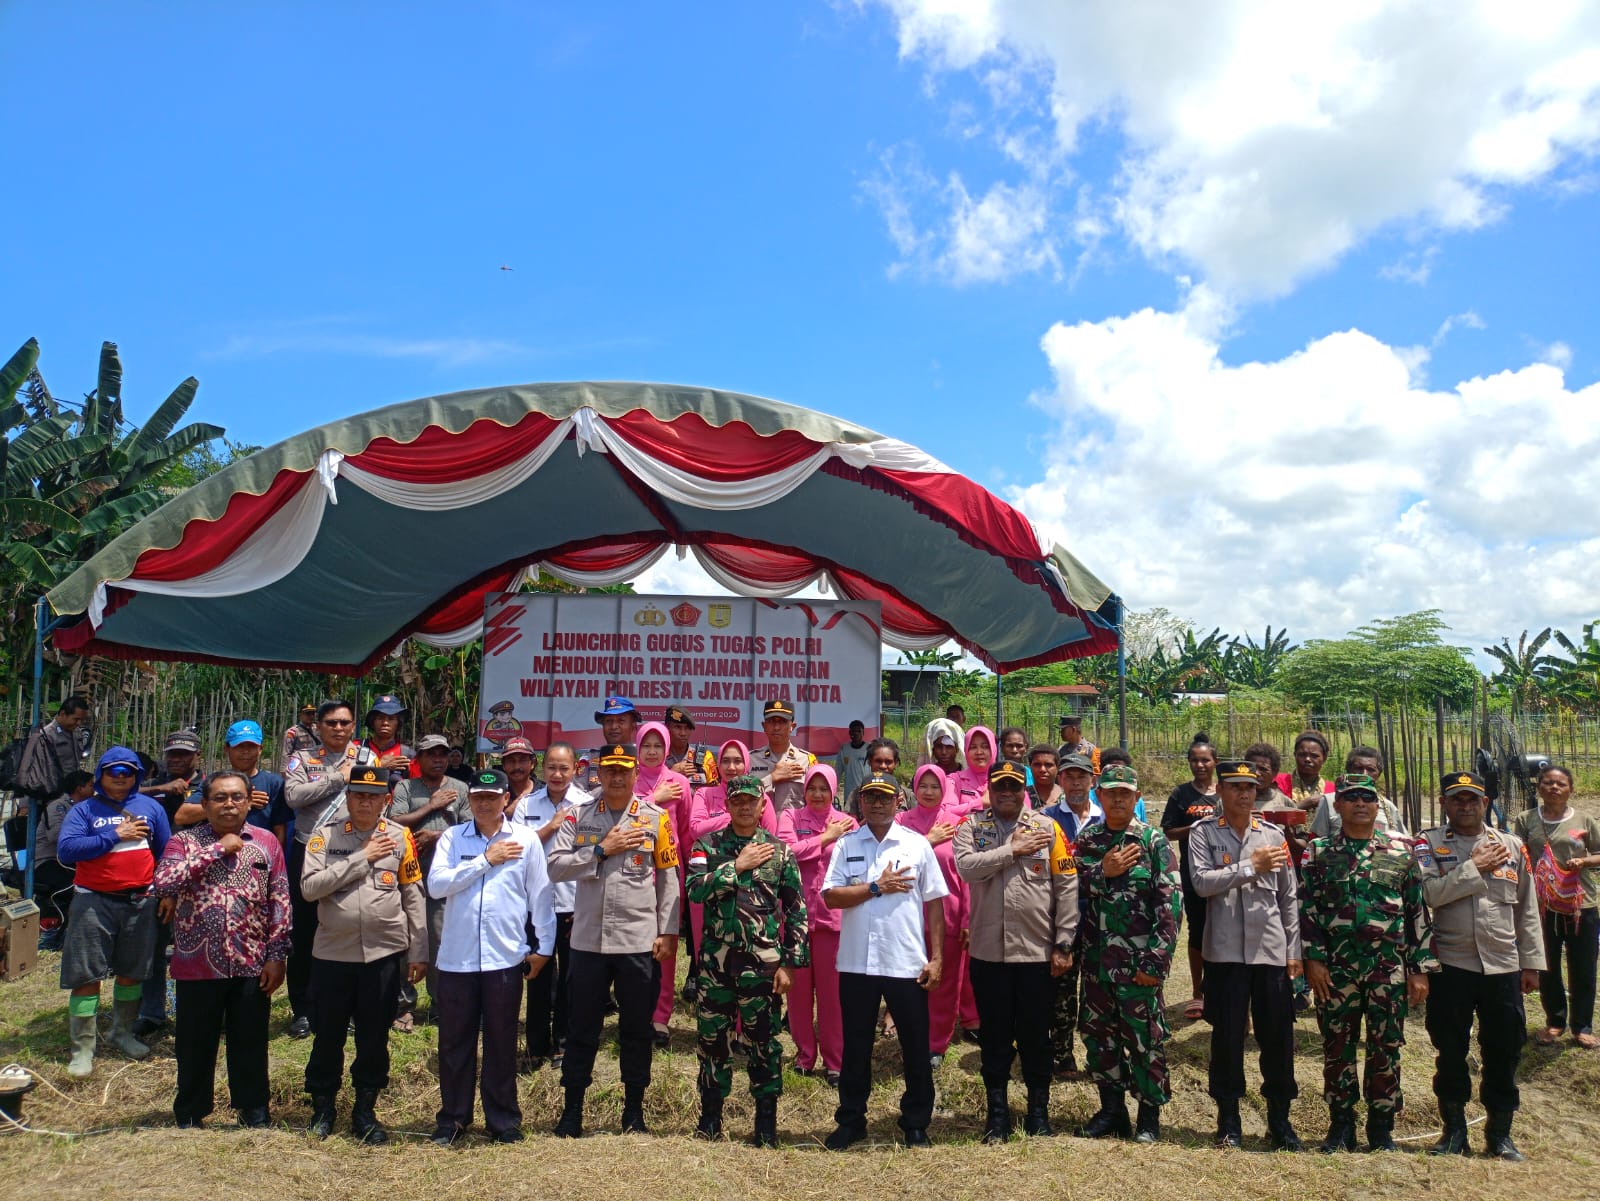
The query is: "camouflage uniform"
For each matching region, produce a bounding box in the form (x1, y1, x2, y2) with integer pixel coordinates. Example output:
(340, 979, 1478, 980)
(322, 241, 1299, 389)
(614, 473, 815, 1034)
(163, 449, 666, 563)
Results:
(1050, 940, 1083, 1073)
(1075, 819, 1181, 1104)
(1300, 830, 1438, 1117)
(686, 825, 809, 1099)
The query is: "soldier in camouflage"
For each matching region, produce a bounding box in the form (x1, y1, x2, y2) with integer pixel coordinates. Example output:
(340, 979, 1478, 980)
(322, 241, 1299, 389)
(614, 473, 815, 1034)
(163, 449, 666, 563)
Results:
(686, 773, 809, 1148)
(1074, 764, 1181, 1143)
(1300, 773, 1437, 1153)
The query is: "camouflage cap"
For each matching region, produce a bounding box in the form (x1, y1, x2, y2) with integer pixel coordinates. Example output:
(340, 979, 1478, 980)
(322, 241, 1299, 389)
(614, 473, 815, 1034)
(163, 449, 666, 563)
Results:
(1334, 773, 1379, 797)
(1098, 764, 1139, 791)
(727, 774, 764, 798)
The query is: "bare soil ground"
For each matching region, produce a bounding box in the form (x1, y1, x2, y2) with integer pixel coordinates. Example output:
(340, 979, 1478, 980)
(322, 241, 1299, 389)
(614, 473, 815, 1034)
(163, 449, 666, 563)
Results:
(3, 949, 1599, 1201)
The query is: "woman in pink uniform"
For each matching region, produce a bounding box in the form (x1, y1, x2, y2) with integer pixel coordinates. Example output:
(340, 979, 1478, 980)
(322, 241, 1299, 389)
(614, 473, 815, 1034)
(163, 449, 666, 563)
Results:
(897, 763, 970, 1066)
(636, 721, 692, 1043)
(685, 739, 778, 956)
(777, 764, 856, 1084)
(948, 725, 997, 816)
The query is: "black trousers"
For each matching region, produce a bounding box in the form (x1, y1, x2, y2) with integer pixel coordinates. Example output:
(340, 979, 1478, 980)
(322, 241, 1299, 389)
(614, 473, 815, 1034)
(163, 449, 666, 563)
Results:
(1539, 907, 1599, 1035)
(173, 977, 271, 1121)
(525, 911, 574, 1057)
(436, 965, 525, 1135)
(304, 952, 404, 1094)
(836, 971, 934, 1133)
(1204, 960, 1298, 1103)
(286, 839, 319, 1020)
(561, 948, 657, 1091)
(1426, 964, 1527, 1112)
(968, 957, 1053, 1089)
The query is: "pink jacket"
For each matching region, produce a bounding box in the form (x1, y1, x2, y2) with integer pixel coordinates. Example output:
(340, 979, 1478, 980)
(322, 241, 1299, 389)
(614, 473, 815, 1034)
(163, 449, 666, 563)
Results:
(777, 763, 857, 934)
(897, 764, 969, 933)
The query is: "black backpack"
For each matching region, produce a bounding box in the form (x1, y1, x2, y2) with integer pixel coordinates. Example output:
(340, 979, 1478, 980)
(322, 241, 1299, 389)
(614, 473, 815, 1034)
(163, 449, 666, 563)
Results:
(0, 727, 33, 794)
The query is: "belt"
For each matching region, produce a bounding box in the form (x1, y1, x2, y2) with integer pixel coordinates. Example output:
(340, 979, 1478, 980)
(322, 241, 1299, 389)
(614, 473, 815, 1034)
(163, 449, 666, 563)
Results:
(90, 886, 152, 901)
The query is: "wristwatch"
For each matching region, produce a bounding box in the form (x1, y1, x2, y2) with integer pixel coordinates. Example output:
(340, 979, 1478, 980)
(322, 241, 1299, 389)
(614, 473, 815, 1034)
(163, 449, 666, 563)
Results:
(868, 881, 882, 898)
(594, 843, 609, 863)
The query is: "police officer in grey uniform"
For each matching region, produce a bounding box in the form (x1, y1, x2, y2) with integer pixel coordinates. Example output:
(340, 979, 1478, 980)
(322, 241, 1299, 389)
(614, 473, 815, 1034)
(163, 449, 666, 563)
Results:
(1417, 771, 1545, 1161)
(546, 742, 681, 1137)
(954, 761, 1079, 1142)
(1190, 759, 1304, 1151)
(299, 764, 428, 1144)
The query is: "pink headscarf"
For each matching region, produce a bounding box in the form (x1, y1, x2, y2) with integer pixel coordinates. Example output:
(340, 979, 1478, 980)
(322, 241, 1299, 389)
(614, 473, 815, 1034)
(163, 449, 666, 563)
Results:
(688, 739, 776, 843)
(634, 720, 691, 848)
(802, 762, 838, 807)
(898, 764, 960, 834)
(948, 726, 996, 812)
(634, 722, 674, 793)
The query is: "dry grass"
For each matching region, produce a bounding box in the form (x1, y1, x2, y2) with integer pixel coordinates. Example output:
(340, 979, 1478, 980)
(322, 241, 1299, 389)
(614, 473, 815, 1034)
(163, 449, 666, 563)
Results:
(3, 952, 1600, 1201)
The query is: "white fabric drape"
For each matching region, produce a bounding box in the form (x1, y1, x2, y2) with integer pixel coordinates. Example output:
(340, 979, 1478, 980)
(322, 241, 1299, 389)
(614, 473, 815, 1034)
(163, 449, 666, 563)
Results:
(339, 419, 572, 510)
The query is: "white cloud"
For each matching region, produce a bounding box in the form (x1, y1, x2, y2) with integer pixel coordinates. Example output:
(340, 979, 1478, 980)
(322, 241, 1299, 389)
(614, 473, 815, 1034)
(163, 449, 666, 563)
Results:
(208, 320, 523, 368)
(864, 149, 1063, 284)
(872, 1, 1600, 296)
(1009, 290, 1600, 650)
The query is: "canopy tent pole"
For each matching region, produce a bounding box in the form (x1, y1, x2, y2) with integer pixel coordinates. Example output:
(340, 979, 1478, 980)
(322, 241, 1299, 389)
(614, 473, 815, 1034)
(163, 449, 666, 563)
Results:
(1115, 595, 1128, 752)
(994, 670, 1002, 734)
(24, 596, 68, 903)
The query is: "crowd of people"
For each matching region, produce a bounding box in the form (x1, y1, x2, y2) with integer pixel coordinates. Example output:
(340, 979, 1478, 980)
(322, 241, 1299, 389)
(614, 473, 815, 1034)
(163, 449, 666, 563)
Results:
(12, 692, 1596, 1159)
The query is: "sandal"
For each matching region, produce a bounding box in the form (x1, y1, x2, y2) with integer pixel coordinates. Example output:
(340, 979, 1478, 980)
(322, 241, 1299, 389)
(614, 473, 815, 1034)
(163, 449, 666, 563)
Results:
(1183, 998, 1205, 1020)
(1535, 1026, 1564, 1046)
(1575, 1032, 1599, 1050)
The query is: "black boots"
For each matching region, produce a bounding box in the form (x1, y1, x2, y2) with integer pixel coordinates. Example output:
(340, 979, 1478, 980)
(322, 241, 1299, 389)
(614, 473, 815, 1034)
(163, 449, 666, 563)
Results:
(1366, 1111, 1398, 1152)
(1075, 1085, 1131, 1139)
(751, 1095, 779, 1148)
(1023, 1085, 1054, 1137)
(1320, 1107, 1357, 1153)
(553, 1087, 584, 1138)
(1215, 1098, 1242, 1148)
(1428, 1101, 1470, 1156)
(350, 1088, 387, 1146)
(1266, 1100, 1302, 1152)
(1484, 1110, 1525, 1161)
(620, 1084, 648, 1134)
(1133, 1101, 1161, 1144)
(694, 1090, 723, 1140)
(982, 1086, 1012, 1144)
(306, 1093, 337, 1139)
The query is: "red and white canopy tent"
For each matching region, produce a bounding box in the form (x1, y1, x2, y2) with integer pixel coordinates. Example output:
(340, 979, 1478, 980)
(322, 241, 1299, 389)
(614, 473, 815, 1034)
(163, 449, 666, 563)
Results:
(45, 382, 1119, 673)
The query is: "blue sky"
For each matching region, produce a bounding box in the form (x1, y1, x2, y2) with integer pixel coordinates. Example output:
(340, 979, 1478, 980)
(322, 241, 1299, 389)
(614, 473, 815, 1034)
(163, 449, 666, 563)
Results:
(6, 2, 1599, 653)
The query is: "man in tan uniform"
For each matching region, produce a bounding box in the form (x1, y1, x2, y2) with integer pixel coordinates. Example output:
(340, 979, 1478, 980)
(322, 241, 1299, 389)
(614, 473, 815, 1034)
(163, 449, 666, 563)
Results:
(1190, 759, 1303, 1151)
(547, 742, 681, 1137)
(954, 759, 1079, 1143)
(299, 764, 428, 1144)
(748, 699, 815, 812)
(1417, 771, 1544, 1161)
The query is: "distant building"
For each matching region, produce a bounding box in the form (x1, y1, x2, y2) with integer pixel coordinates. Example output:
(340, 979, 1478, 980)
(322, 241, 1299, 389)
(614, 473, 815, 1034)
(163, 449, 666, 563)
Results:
(1023, 684, 1101, 719)
(882, 664, 949, 712)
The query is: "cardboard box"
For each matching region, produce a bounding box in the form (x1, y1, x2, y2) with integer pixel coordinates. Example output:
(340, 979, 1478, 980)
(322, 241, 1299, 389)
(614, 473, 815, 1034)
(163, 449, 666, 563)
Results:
(0, 898, 39, 981)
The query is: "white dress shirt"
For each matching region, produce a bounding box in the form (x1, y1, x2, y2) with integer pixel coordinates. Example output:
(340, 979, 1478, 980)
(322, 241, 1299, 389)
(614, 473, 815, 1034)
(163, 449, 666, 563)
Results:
(428, 817, 556, 973)
(823, 821, 949, 979)
(514, 784, 591, 914)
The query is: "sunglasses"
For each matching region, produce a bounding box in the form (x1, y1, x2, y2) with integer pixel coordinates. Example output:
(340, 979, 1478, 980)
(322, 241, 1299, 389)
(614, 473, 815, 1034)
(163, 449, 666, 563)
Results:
(103, 765, 137, 778)
(321, 718, 355, 727)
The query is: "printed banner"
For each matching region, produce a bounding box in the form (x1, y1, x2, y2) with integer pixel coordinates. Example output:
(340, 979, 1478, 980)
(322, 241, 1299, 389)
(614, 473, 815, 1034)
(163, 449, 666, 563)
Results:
(477, 594, 882, 755)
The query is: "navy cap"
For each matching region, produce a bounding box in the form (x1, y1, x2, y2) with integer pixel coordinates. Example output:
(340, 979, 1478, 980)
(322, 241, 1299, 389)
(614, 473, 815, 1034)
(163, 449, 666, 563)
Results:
(367, 694, 407, 717)
(468, 768, 510, 794)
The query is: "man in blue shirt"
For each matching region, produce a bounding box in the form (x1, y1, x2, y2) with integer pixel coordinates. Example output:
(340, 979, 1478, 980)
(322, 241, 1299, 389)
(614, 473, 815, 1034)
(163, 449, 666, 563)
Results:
(221, 721, 290, 843)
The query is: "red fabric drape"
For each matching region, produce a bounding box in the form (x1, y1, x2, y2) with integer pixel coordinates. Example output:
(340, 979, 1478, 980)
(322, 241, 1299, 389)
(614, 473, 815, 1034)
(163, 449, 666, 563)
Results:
(607, 411, 822, 482)
(127, 470, 310, 582)
(346, 413, 564, 481)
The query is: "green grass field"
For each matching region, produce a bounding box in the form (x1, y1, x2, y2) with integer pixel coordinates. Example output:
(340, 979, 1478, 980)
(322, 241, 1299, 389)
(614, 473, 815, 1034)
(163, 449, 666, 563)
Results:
(3, 948, 1599, 1201)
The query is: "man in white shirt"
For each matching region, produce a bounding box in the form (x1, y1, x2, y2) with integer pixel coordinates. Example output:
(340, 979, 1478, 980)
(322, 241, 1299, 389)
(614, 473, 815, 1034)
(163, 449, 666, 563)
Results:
(511, 740, 589, 1068)
(820, 772, 949, 1150)
(426, 769, 555, 1146)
